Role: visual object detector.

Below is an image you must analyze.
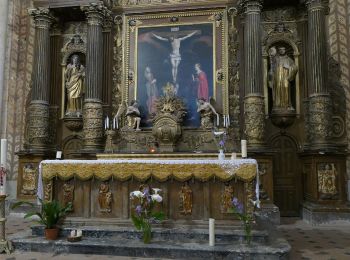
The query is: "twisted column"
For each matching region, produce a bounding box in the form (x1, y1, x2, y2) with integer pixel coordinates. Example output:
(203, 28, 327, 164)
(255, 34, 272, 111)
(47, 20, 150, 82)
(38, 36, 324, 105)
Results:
(305, 0, 332, 149)
(82, 3, 109, 152)
(242, 0, 266, 149)
(26, 8, 55, 151)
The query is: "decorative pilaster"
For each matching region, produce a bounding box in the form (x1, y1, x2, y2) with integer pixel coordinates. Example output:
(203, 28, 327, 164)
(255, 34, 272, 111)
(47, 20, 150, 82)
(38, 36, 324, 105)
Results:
(81, 3, 109, 151)
(305, 0, 332, 149)
(102, 12, 113, 107)
(26, 8, 55, 151)
(241, 0, 266, 148)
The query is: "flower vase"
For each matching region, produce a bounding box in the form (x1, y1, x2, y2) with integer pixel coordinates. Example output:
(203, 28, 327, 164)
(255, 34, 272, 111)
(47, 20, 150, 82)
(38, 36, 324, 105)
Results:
(142, 220, 152, 244)
(218, 149, 225, 160)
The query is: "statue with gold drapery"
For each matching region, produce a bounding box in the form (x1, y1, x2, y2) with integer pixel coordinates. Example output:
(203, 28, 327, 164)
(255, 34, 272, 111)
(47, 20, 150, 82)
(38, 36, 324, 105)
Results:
(268, 46, 298, 110)
(65, 54, 85, 116)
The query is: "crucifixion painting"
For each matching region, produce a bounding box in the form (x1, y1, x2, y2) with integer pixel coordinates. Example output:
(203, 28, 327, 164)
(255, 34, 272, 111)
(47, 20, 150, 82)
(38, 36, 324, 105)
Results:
(136, 24, 214, 127)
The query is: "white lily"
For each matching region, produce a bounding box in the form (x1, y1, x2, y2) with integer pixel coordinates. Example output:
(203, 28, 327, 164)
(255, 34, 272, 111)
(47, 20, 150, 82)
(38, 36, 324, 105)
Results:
(152, 188, 162, 194)
(130, 190, 144, 198)
(151, 194, 163, 203)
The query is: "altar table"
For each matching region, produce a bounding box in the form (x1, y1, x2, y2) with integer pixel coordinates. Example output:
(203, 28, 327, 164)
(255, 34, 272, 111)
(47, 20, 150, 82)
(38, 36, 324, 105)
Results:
(38, 159, 258, 223)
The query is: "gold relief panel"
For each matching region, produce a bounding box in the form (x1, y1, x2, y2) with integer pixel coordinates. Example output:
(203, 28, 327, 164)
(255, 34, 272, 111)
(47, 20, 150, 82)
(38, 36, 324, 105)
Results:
(44, 180, 53, 202)
(63, 181, 75, 211)
(179, 183, 192, 215)
(99, 182, 113, 213)
(221, 184, 234, 214)
(123, 9, 229, 129)
(21, 164, 37, 196)
(317, 163, 338, 200)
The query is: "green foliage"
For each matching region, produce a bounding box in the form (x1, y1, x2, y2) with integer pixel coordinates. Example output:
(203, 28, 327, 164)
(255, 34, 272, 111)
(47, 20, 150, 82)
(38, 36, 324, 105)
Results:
(11, 198, 72, 229)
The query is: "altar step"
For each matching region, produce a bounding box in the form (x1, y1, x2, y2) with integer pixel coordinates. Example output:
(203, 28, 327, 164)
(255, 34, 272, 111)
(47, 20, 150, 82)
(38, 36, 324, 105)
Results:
(10, 226, 291, 259)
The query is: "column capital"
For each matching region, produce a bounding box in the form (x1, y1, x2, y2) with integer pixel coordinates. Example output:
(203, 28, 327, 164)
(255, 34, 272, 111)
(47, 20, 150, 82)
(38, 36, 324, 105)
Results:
(28, 8, 55, 29)
(82, 3, 110, 26)
(102, 10, 113, 32)
(239, 0, 263, 14)
(304, 0, 329, 11)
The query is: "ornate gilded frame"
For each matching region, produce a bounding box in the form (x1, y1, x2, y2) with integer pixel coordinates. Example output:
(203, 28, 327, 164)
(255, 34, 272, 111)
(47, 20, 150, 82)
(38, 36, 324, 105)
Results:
(122, 9, 229, 120)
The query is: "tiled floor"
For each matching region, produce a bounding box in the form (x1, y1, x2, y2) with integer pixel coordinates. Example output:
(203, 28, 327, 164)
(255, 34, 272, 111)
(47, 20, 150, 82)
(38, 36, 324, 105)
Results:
(2, 215, 350, 260)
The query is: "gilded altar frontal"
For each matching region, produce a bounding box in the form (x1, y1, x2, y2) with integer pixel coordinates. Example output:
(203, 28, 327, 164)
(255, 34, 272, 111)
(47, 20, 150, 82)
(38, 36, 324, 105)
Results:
(1, 0, 350, 249)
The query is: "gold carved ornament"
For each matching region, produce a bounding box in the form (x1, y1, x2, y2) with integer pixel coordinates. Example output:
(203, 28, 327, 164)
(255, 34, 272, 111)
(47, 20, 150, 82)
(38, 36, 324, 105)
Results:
(41, 163, 257, 183)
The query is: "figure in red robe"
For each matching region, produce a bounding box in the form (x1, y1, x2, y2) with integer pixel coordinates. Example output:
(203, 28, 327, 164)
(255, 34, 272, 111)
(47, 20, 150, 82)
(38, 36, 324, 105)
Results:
(193, 63, 209, 101)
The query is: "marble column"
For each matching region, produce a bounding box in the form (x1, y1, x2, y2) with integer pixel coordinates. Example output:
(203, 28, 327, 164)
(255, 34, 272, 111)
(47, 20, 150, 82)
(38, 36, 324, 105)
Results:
(305, 0, 332, 149)
(26, 8, 55, 151)
(82, 3, 108, 152)
(242, 0, 266, 149)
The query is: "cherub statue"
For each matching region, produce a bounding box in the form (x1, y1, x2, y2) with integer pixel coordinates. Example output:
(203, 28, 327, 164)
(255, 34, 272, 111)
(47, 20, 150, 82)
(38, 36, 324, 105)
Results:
(114, 100, 142, 131)
(196, 98, 219, 129)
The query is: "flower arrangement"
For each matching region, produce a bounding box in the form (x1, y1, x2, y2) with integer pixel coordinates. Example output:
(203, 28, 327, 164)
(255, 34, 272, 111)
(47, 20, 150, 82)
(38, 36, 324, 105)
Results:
(130, 186, 165, 243)
(231, 197, 253, 245)
(213, 131, 226, 151)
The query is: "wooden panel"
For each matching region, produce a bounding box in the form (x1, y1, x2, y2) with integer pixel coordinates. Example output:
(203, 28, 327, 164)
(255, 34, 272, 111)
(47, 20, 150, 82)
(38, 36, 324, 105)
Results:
(272, 136, 301, 217)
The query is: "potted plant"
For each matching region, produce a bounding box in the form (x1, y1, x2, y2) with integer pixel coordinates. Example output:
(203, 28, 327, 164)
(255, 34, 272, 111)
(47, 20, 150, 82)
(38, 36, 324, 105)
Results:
(12, 199, 72, 240)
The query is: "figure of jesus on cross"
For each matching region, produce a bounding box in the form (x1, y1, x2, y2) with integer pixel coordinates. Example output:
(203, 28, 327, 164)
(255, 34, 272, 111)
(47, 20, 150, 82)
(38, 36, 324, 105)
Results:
(152, 30, 197, 84)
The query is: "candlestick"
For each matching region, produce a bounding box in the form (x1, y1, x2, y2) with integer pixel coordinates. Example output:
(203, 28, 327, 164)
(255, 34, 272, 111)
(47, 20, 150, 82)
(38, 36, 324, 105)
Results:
(231, 152, 237, 160)
(1, 139, 7, 167)
(209, 218, 215, 246)
(241, 140, 247, 158)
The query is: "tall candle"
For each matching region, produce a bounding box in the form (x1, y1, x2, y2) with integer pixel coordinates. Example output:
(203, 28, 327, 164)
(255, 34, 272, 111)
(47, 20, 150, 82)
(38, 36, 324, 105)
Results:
(106, 116, 110, 129)
(0, 139, 7, 166)
(209, 218, 215, 246)
(241, 140, 247, 158)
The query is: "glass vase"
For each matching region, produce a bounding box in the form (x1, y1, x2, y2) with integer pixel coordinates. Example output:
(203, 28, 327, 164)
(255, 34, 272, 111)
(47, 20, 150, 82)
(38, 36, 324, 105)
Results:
(218, 149, 225, 160)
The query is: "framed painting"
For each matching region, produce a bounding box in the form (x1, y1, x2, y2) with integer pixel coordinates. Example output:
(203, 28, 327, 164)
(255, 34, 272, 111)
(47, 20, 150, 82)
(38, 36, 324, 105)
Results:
(124, 10, 228, 128)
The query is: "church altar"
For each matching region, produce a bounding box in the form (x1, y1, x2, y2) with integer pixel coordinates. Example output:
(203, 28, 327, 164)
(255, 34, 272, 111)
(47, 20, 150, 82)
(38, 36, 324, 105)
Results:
(38, 158, 258, 224)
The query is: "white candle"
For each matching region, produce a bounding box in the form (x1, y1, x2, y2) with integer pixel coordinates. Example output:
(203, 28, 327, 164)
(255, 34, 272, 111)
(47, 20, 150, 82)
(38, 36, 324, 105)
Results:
(70, 230, 75, 237)
(77, 229, 82, 237)
(113, 117, 116, 130)
(56, 151, 62, 159)
(216, 114, 219, 126)
(106, 116, 110, 129)
(231, 152, 237, 160)
(0, 139, 7, 166)
(256, 167, 260, 208)
(209, 218, 215, 246)
(116, 118, 119, 129)
(227, 115, 230, 127)
(241, 140, 247, 158)
(223, 115, 226, 127)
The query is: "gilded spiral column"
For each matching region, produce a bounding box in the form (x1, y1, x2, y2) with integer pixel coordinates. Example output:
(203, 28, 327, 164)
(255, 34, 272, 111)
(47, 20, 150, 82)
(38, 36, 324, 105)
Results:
(82, 3, 109, 152)
(26, 8, 55, 151)
(241, 0, 266, 149)
(305, 0, 332, 149)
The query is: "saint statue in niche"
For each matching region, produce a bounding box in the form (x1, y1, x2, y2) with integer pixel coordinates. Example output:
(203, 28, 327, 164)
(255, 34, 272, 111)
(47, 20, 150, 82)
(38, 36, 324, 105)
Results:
(268, 46, 298, 110)
(65, 54, 85, 116)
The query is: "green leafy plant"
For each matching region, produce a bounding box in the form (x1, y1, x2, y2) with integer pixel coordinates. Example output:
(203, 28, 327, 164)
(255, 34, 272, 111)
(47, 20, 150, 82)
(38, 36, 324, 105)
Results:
(230, 197, 253, 245)
(11, 199, 72, 229)
(130, 187, 165, 243)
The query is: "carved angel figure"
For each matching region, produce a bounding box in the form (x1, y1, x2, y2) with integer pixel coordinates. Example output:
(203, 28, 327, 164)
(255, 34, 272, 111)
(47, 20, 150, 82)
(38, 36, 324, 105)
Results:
(99, 182, 112, 213)
(114, 100, 141, 131)
(196, 98, 219, 129)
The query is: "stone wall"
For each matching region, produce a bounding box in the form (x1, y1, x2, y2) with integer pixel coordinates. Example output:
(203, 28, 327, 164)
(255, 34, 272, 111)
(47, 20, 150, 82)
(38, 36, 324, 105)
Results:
(327, 0, 350, 199)
(1, 0, 34, 199)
